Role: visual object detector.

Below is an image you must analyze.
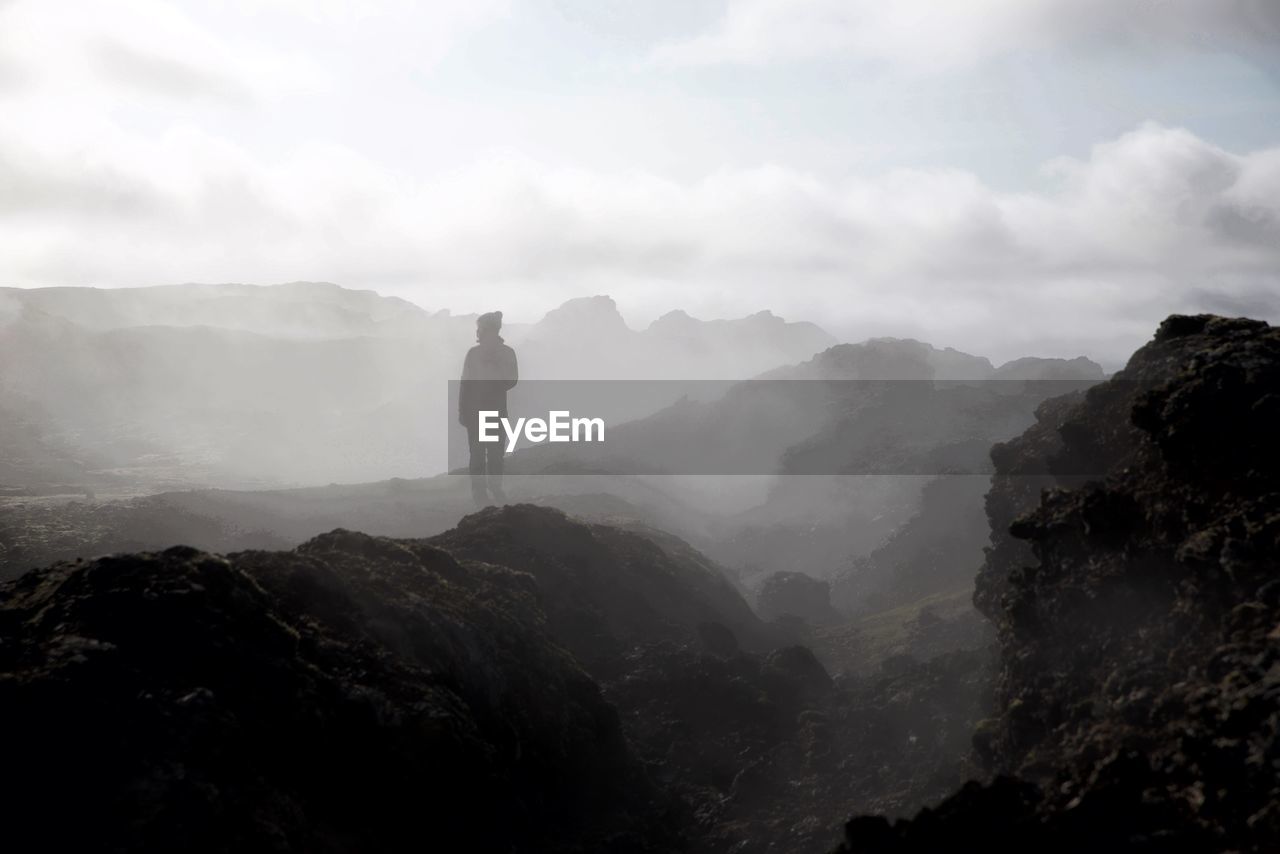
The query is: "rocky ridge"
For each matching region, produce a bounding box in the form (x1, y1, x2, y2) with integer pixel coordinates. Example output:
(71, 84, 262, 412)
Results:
(840, 315, 1280, 851)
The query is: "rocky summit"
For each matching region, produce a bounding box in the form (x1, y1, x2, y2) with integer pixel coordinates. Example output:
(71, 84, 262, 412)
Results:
(427, 504, 776, 677)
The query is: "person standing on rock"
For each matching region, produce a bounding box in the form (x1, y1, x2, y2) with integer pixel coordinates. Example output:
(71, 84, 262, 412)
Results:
(458, 311, 518, 506)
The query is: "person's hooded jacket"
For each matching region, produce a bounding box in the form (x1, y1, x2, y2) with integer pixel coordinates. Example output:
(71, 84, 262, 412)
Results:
(458, 312, 518, 425)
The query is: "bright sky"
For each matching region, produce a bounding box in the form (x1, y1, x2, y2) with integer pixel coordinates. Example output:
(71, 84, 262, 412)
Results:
(1, 0, 1278, 364)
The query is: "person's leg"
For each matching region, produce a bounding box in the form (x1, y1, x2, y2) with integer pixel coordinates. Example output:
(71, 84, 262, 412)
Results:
(486, 442, 506, 503)
(466, 425, 488, 506)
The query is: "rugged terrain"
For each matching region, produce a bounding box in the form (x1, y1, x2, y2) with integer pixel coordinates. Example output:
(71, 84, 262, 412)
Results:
(429, 507, 992, 851)
(6, 308, 1275, 852)
(840, 314, 1280, 851)
(0, 475, 713, 582)
(0, 527, 675, 853)
(0, 503, 985, 853)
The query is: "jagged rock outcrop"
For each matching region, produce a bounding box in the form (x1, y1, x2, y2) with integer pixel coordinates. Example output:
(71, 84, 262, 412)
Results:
(0, 530, 674, 853)
(428, 504, 773, 676)
(839, 315, 1280, 851)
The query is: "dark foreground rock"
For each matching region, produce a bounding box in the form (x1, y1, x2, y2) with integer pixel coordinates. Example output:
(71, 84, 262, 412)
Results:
(1, 499, 992, 854)
(614, 642, 990, 853)
(428, 506, 991, 853)
(428, 504, 776, 677)
(0, 531, 675, 853)
(839, 315, 1280, 852)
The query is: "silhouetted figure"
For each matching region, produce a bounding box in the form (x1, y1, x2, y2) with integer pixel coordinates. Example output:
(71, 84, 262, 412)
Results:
(459, 311, 518, 506)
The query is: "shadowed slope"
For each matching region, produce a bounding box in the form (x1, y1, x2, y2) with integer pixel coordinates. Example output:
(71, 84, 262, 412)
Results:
(0, 530, 674, 853)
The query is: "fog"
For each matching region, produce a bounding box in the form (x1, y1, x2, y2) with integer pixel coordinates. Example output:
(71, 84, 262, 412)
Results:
(2, 3, 1278, 851)
(0, 280, 1104, 608)
(4, 283, 1233, 854)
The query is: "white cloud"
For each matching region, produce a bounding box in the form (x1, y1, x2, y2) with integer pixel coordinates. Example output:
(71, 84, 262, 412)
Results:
(650, 0, 1280, 70)
(0, 0, 322, 104)
(0, 0, 509, 107)
(1, 118, 1277, 364)
(0, 0, 1277, 366)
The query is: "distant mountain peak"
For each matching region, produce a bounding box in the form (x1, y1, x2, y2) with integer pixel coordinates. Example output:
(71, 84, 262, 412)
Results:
(991, 355, 1105, 380)
(764, 336, 1112, 382)
(2, 280, 426, 338)
(762, 337, 992, 380)
(534, 295, 631, 333)
(649, 309, 695, 328)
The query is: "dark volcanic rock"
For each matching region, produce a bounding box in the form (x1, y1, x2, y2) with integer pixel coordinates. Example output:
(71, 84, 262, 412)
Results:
(839, 314, 1280, 852)
(0, 531, 673, 854)
(428, 504, 773, 677)
(427, 506, 993, 852)
(609, 639, 989, 854)
(0, 499, 987, 854)
(757, 570, 842, 625)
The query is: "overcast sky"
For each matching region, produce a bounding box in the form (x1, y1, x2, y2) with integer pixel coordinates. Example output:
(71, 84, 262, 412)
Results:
(1, 0, 1278, 364)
